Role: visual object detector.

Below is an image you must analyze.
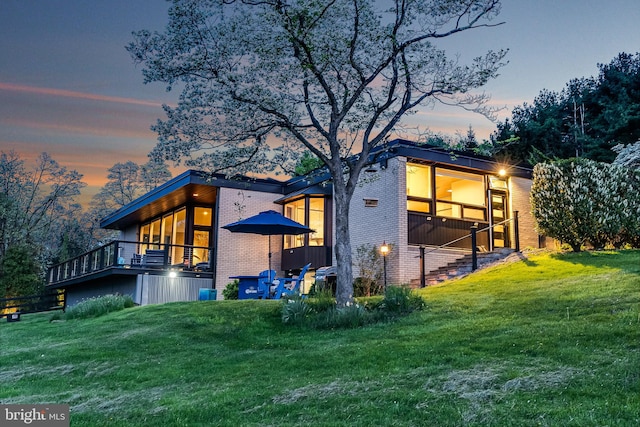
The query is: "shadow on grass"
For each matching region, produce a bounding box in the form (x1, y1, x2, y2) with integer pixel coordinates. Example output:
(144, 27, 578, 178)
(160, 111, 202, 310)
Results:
(513, 251, 538, 267)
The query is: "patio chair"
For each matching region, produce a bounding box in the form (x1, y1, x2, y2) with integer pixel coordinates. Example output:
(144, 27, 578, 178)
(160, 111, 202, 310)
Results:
(270, 263, 311, 300)
(257, 270, 276, 299)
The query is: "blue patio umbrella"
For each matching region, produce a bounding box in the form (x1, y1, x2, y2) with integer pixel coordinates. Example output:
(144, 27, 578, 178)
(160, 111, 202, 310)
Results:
(222, 210, 313, 273)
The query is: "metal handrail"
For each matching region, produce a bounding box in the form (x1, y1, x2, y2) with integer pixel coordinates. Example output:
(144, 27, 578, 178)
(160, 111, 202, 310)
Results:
(418, 216, 514, 257)
(416, 214, 519, 287)
(476, 217, 514, 235)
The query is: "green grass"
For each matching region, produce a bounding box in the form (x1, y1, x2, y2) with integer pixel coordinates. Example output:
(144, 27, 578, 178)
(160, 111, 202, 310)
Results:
(1, 250, 638, 426)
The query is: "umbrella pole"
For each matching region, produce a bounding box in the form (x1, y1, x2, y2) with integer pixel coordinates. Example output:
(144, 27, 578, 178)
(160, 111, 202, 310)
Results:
(268, 235, 272, 280)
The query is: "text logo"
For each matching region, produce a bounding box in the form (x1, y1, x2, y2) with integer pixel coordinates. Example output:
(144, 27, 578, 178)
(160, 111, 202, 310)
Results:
(1, 405, 69, 426)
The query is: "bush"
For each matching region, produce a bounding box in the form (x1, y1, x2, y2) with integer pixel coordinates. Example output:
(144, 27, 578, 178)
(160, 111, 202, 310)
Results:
(531, 158, 640, 250)
(379, 286, 425, 314)
(310, 303, 374, 329)
(305, 288, 335, 313)
(280, 285, 425, 329)
(222, 279, 239, 300)
(52, 294, 135, 320)
(281, 296, 313, 325)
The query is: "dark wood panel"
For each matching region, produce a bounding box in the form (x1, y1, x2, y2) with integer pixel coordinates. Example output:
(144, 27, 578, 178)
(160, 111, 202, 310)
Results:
(281, 246, 331, 272)
(408, 213, 489, 249)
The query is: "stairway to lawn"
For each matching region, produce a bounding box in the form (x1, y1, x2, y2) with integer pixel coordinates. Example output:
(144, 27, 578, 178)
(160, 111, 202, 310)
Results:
(412, 248, 516, 287)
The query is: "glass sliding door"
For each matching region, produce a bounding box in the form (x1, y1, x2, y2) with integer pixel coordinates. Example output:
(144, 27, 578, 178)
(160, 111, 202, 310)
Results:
(490, 192, 509, 248)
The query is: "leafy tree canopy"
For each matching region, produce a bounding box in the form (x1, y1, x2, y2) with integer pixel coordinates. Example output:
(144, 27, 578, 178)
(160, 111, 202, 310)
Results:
(492, 52, 640, 165)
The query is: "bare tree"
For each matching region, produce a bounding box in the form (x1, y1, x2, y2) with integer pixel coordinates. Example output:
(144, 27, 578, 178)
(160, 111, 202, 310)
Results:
(128, 0, 507, 305)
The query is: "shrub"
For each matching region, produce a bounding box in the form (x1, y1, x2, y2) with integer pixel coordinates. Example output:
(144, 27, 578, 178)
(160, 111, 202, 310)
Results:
(531, 158, 640, 250)
(280, 286, 425, 329)
(222, 279, 239, 300)
(53, 294, 135, 320)
(310, 303, 375, 329)
(354, 244, 384, 296)
(305, 288, 335, 313)
(379, 286, 425, 314)
(281, 296, 313, 325)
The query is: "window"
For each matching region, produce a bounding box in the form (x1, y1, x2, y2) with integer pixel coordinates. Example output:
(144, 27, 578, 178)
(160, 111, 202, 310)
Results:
(308, 198, 324, 246)
(173, 208, 186, 264)
(193, 230, 210, 264)
(284, 199, 306, 249)
(435, 168, 485, 206)
(138, 206, 203, 265)
(161, 213, 174, 245)
(489, 176, 508, 190)
(407, 199, 431, 213)
(283, 197, 325, 248)
(406, 163, 432, 213)
(150, 218, 161, 247)
(407, 163, 431, 198)
(435, 168, 486, 219)
(194, 207, 212, 226)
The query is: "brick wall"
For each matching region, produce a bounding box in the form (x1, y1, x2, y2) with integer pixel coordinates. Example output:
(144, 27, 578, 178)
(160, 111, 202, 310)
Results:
(348, 157, 404, 283)
(215, 187, 281, 296)
(509, 176, 539, 249)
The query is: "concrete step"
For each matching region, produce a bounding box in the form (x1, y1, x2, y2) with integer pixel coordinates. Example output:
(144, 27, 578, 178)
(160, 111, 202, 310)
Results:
(412, 249, 515, 287)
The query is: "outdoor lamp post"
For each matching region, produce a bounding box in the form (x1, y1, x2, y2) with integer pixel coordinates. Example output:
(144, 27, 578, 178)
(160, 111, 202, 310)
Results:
(380, 241, 389, 292)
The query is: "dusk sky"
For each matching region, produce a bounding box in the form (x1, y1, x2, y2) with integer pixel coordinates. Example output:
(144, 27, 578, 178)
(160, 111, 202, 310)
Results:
(1, 0, 639, 199)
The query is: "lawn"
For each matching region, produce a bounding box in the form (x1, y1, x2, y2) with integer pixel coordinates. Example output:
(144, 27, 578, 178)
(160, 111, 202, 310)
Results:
(1, 250, 638, 426)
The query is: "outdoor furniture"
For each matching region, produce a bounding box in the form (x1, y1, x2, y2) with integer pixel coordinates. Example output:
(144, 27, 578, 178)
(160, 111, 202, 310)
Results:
(270, 263, 311, 300)
(222, 210, 313, 276)
(231, 275, 263, 299)
(257, 270, 276, 299)
(142, 249, 168, 267)
(231, 270, 276, 299)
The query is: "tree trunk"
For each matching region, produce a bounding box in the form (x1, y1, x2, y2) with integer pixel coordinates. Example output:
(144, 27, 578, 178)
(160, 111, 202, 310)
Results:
(332, 177, 354, 306)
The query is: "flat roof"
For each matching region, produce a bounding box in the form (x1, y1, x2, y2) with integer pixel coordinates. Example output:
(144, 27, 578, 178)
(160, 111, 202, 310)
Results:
(100, 170, 284, 229)
(101, 140, 532, 229)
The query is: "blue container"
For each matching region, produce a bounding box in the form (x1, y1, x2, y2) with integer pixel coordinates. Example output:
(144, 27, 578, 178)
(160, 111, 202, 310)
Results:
(198, 288, 217, 301)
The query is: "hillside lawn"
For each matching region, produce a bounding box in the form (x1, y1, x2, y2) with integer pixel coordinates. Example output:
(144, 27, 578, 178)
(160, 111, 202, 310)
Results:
(1, 250, 638, 426)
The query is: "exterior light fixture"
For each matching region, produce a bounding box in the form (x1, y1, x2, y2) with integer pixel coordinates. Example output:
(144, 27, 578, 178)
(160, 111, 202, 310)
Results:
(380, 241, 389, 292)
(169, 271, 177, 278)
(498, 168, 507, 177)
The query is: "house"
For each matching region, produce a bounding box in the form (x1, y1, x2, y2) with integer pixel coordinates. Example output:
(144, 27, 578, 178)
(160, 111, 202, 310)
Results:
(47, 139, 542, 306)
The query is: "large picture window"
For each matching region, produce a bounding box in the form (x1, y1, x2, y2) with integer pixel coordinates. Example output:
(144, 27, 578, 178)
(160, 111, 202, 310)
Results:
(435, 168, 486, 220)
(284, 197, 325, 249)
(138, 206, 210, 266)
(406, 162, 488, 221)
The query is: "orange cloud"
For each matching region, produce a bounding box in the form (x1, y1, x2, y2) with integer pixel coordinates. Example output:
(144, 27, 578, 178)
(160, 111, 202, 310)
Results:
(0, 82, 166, 108)
(3, 117, 156, 139)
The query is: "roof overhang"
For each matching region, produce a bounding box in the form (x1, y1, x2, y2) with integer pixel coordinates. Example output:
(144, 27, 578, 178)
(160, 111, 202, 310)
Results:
(373, 139, 533, 179)
(100, 170, 284, 230)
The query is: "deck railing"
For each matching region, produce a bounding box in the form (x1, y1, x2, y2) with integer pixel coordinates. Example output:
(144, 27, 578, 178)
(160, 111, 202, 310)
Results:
(47, 240, 212, 285)
(1, 290, 66, 318)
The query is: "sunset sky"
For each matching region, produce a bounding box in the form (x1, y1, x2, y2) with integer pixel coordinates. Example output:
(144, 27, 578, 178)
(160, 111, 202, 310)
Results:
(1, 0, 639, 199)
